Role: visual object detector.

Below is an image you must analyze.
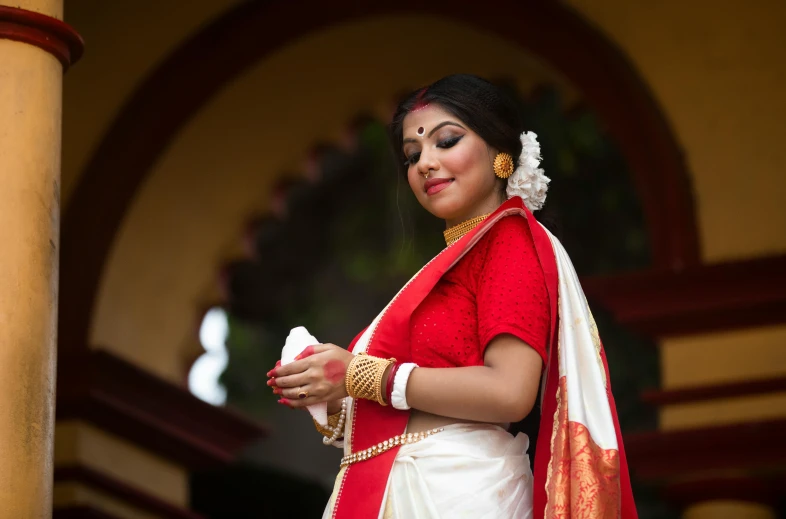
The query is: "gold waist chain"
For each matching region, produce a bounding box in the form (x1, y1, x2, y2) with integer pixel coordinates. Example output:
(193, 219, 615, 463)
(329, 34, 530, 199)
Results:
(339, 427, 444, 468)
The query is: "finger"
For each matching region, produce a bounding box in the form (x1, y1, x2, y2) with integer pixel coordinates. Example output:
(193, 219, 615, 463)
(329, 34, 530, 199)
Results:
(273, 372, 311, 389)
(266, 360, 282, 378)
(274, 344, 331, 377)
(279, 395, 325, 409)
(293, 343, 334, 360)
(277, 398, 295, 409)
(294, 345, 318, 361)
(280, 385, 317, 401)
(273, 359, 309, 378)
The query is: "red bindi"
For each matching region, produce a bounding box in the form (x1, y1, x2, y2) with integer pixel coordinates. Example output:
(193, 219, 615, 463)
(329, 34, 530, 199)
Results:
(323, 360, 346, 384)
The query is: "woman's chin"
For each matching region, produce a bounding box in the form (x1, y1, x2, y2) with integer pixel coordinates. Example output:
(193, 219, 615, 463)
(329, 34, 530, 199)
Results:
(423, 198, 469, 222)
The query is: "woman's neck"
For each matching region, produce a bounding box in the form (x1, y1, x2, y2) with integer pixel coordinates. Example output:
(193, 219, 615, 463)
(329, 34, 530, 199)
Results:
(444, 196, 504, 229)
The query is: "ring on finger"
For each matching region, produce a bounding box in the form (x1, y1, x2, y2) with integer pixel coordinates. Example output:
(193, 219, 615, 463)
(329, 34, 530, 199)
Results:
(297, 387, 309, 400)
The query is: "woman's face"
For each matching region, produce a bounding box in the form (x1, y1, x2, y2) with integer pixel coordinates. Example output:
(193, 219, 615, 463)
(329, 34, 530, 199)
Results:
(402, 105, 503, 225)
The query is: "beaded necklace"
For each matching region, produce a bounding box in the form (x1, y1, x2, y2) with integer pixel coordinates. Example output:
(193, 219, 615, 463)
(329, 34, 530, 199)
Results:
(443, 213, 491, 246)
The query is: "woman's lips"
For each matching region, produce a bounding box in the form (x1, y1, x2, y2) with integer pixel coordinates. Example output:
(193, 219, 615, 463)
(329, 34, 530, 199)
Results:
(424, 178, 453, 195)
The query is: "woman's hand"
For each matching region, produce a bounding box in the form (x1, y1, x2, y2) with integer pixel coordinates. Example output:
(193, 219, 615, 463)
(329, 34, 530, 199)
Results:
(267, 344, 354, 408)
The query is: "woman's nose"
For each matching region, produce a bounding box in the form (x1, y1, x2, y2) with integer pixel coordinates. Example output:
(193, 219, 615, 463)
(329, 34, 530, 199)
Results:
(417, 150, 439, 176)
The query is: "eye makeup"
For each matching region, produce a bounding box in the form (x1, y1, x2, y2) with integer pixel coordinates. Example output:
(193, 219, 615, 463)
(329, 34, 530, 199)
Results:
(437, 135, 462, 149)
(404, 151, 421, 167)
(403, 135, 463, 167)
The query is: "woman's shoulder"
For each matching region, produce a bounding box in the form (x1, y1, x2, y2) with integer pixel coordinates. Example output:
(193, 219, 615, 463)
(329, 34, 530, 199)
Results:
(451, 215, 536, 279)
(472, 214, 543, 278)
(481, 214, 535, 250)
(454, 215, 538, 277)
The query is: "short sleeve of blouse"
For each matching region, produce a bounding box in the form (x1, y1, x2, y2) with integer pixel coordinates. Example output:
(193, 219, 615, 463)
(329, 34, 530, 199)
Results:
(475, 216, 550, 364)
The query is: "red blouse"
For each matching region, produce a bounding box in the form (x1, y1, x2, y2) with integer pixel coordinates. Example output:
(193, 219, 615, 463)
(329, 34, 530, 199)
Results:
(410, 215, 550, 368)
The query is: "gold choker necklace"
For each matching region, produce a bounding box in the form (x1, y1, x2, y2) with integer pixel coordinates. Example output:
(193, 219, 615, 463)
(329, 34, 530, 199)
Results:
(443, 213, 491, 246)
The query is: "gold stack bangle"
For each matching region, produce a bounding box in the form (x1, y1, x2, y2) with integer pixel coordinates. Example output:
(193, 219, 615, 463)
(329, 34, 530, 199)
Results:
(345, 352, 396, 406)
(443, 213, 491, 246)
(313, 411, 344, 438)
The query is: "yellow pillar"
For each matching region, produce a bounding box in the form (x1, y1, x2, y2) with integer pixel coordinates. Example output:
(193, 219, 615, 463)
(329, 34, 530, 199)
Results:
(0, 1, 71, 517)
(684, 501, 776, 519)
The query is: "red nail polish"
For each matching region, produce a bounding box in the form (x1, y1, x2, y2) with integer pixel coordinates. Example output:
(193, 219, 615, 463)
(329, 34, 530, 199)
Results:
(266, 378, 276, 387)
(275, 360, 281, 367)
(273, 387, 282, 395)
(278, 398, 292, 407)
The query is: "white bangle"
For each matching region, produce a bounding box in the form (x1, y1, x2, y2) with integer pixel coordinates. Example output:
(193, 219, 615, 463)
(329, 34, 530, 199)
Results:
(391, 363, 418, 410)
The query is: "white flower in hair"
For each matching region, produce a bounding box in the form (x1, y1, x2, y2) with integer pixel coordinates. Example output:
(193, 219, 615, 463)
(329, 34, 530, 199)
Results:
(506, 131, 550, 211)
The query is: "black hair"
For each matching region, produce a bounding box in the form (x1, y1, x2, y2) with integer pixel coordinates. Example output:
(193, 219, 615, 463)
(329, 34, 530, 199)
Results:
(390, 74, 524, 176)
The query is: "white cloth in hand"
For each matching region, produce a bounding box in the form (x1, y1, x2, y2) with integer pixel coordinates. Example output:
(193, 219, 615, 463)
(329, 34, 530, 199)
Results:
(281, 326, 328, 426)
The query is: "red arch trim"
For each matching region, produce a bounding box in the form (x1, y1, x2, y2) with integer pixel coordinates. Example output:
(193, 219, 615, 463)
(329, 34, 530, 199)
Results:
(60, 0, 699, 353)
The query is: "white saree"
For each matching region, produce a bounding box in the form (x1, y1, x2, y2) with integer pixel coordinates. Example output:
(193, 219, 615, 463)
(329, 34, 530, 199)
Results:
(383, 424, 533, 519)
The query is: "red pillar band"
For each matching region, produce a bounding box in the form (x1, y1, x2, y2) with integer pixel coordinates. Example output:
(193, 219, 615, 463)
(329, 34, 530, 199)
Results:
(0, 5, 83, 69)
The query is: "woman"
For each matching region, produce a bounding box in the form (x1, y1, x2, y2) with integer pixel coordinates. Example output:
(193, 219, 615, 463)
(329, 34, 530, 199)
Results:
(268, 75, 637, 518)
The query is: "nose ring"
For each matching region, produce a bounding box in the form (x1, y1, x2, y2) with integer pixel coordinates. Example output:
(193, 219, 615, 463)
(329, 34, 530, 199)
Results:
(422, 171, 430, 179)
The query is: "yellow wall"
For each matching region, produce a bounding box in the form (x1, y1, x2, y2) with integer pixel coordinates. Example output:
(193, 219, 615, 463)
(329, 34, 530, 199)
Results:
(567, 0, 786, 262)
(660, 392, 786, 430)
(55, 421, 188, 506)
(62, 0, 245, 204)
(661, 325, 786, 388)
(53, 483, 161, 518)
(659, 325, 786, 429)
(685, 501, 776, 519)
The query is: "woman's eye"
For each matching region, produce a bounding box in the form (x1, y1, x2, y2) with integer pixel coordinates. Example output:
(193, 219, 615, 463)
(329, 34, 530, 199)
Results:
(405, 152, 421, 166)
(437, 136, 462, 148)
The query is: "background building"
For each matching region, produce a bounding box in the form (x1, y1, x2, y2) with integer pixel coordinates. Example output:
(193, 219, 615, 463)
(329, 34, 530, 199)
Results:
(1, 1, 784, 517)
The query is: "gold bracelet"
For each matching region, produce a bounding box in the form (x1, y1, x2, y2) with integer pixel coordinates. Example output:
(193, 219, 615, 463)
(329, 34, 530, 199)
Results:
(345, 352, 396, 406)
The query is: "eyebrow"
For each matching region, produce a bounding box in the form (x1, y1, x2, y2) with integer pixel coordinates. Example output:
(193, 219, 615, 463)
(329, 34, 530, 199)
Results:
(402, 121, 466, 144)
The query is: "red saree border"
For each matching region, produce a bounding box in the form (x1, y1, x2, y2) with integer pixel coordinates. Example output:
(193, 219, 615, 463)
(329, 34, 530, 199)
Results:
(544, 377, 621, 518)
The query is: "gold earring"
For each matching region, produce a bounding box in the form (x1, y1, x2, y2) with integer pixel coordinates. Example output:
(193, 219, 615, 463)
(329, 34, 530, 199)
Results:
(493, 152, 514, 179)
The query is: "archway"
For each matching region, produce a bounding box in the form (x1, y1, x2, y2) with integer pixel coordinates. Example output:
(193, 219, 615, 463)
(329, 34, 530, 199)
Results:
(60, 0, 698, 357)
